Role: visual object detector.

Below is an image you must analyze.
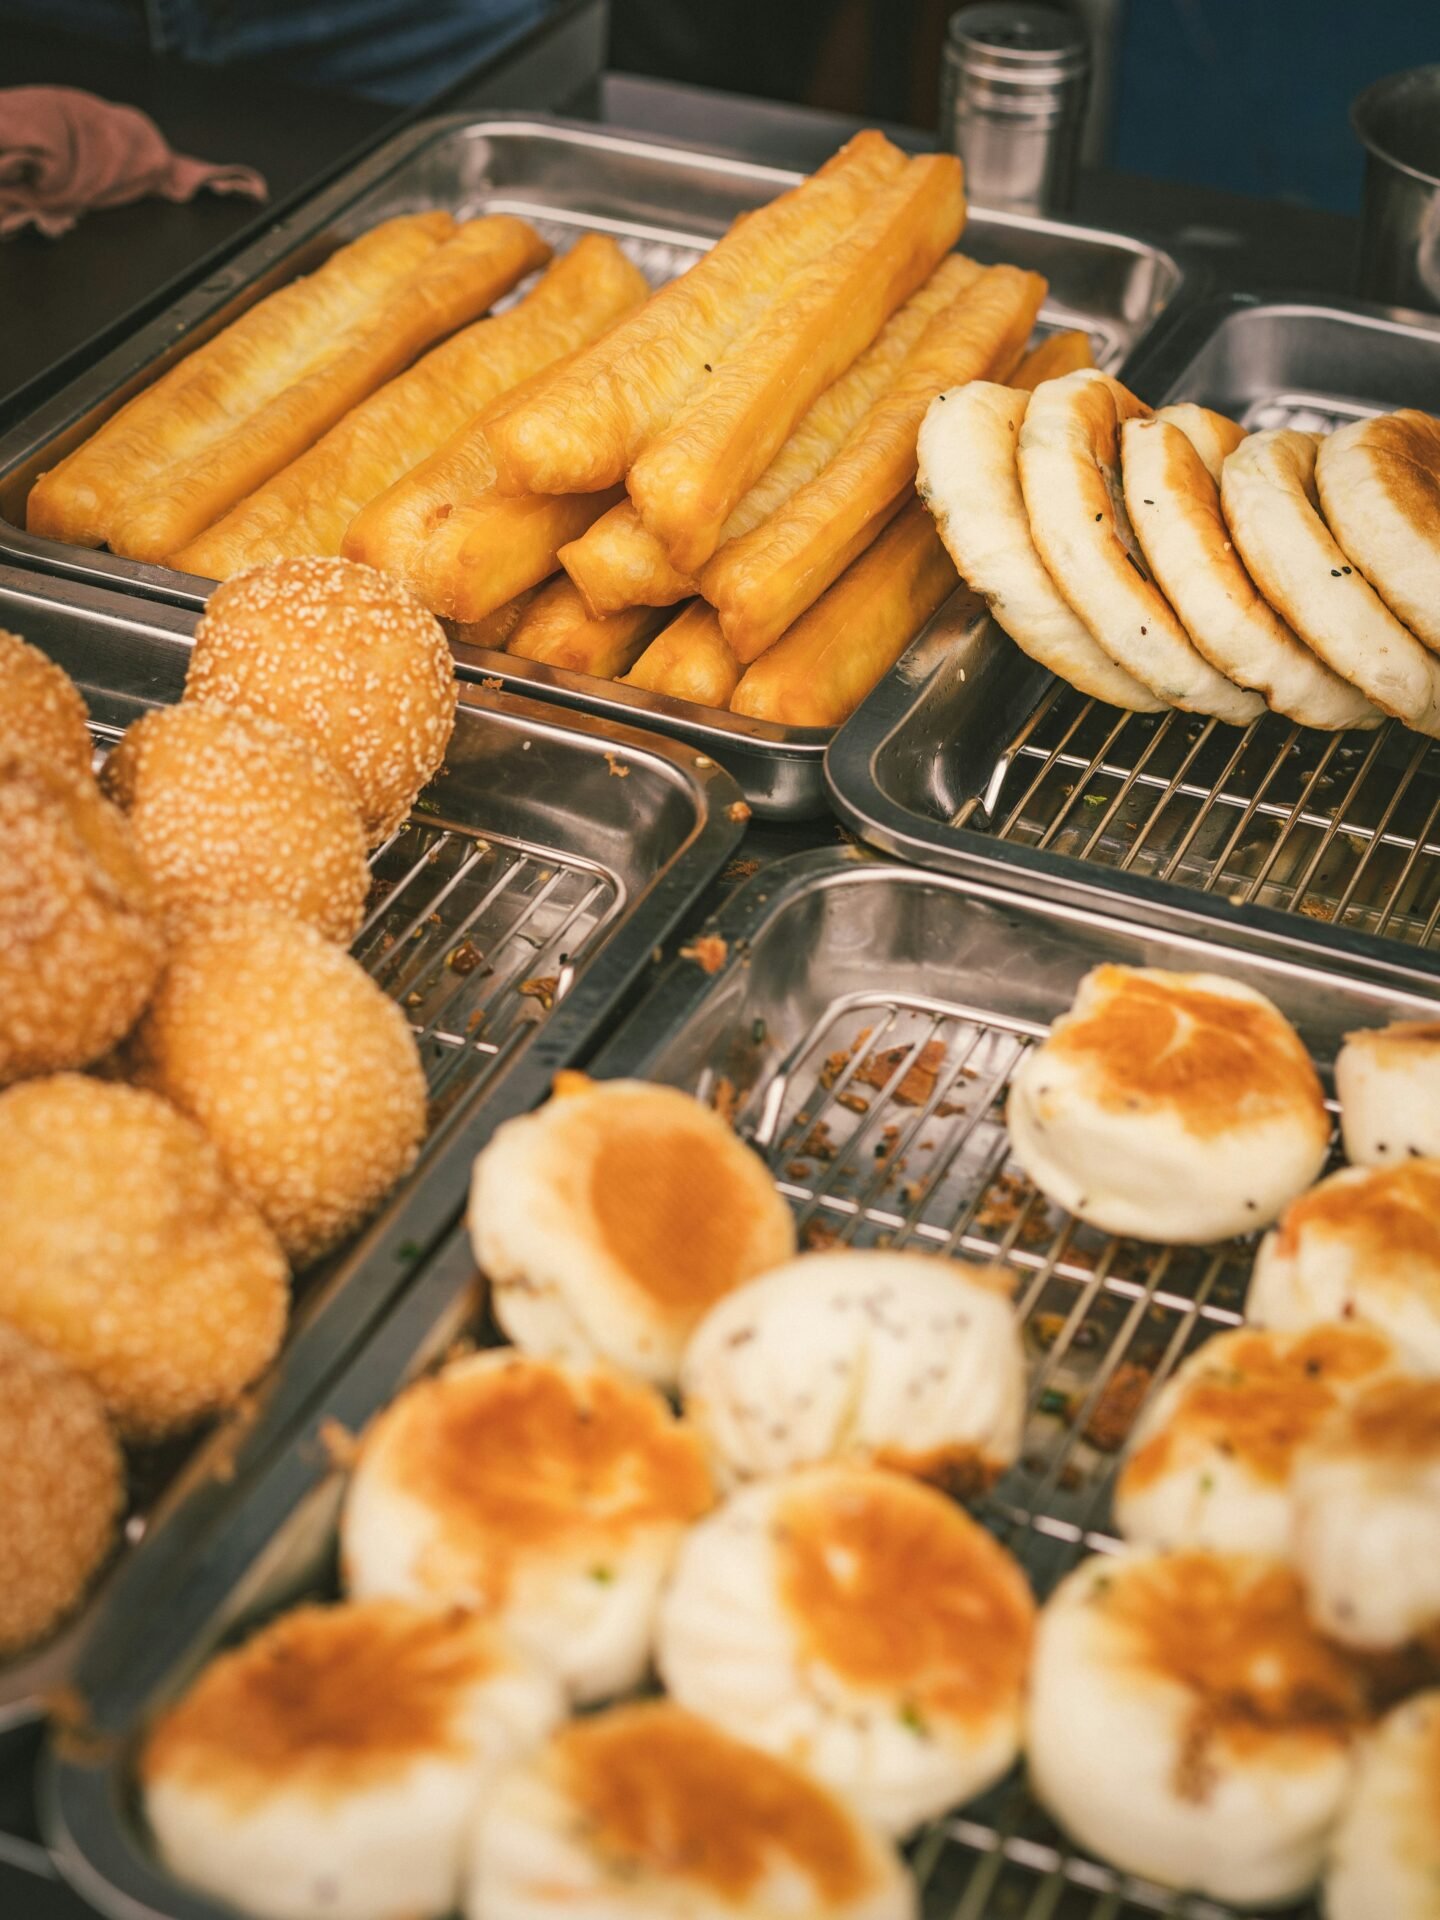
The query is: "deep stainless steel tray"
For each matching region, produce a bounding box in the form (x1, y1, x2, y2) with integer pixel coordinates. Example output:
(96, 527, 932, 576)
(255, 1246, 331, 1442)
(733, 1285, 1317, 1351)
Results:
(0, 562, 741, 1738)
(43, 848, 1439, 1920)
(828, 293, 1440, 981)
(0, 113, 1184, 817)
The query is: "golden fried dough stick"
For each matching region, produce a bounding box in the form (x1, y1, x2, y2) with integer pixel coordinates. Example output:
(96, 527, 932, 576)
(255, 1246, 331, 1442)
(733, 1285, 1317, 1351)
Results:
(627, 154, 966, 573)
(506, 579, 669, 678)
(443, 583, 547, 654)
(482, 130, 909, 496)
(342, 237, 649, 586)
(107, 220, 561, 565)
(28, 212, 455, 550)
(558, 254, 985, 617)
(621, 603, 741, 709)
(730, 500, 957, 726)
(1010, 329, 1094, 390)
(170, 218, 552, 578)
(415, 485, 624, 624)
(706, 264, 1046, 663)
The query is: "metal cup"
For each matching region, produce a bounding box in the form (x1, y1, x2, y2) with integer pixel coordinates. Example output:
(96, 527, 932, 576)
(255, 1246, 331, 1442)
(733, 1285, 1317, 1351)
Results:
(939, 3, 1091, 216)
(1353, 64, 1440, 313)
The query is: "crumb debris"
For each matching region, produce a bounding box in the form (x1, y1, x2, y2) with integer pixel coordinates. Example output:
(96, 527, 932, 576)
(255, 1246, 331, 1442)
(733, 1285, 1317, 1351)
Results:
(710, 1076, 739, 1126)
(680, 935, 728, 974)
(1084, 1362, 1153, 1452)
(726, 800, 753, 824)
(722, 857, 761, 881)
(319, 1418, 362, 1470)
(605, 752, 630, 779)
(518, 975, 559, 1010)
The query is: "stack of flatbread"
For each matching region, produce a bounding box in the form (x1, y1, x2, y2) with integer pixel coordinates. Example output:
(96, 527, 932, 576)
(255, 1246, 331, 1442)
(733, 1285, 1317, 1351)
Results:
(917, 369, 1440, 737)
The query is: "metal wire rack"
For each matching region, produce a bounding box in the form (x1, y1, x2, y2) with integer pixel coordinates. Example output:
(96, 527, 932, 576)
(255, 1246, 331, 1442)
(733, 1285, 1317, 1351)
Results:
(695, 989, 1322, 1920)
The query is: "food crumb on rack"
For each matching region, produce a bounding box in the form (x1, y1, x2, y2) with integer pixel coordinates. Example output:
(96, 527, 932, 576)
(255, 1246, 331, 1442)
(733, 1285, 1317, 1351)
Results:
(318, 1418, 362, 1470)
(1083, 1362, 1153, 1452)
(800, 1120, 835, 1160)
(855, 1038, 947, 1107)
(722, 857, 761, 881)
(1299, 898, 1336, 920)
(680, 935, 728, 973)
(518, 975, 559, 1010)
(604, 752, 630, 778)
(710, 1076, 739, 1126)
(802, 1219, 842, 1252)
(480, 677, 503, 690)
(837, 1090, 870, 1114)
(447, 940, 487, 975)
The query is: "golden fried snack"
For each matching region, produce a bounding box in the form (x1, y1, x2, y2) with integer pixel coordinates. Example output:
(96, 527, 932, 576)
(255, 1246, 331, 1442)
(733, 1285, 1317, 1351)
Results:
(342, 237, 649, 585)
(0, 1322, 123, 1658)
(102, 703, 370, 941)
(706, 264, 1046, 663)
(0, 755, 163, 1087)
(129, 908, 427, 1267)
(413, 484, 624, 624)
(169, 218, 551, 578)
(621, 603, 741, 709)
(0, 628, 93, 777)
(1010, 329, 1093, 390)
(0, 1075, 288, 1439)
(483, 131, 909, 496)
(108, 220, 548, 564)
(28, 213, 455, 550)
(558, 255, 985, 618)
(730, 500, 957, 727)
(443, 582, 547, 654)
(185, 558, 456, 845)
(627, 154, 966, 573)
(507, 578, 669, 678)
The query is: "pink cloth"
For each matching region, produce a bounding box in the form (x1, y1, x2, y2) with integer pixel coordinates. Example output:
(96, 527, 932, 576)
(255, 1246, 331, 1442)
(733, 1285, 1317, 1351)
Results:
(0, 86, 268, 239)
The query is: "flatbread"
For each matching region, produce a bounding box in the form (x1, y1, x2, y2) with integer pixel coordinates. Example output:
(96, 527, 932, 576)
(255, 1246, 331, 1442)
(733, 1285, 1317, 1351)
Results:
(1315, 410, 1440, 653)
(1155, 402, 1244, 485)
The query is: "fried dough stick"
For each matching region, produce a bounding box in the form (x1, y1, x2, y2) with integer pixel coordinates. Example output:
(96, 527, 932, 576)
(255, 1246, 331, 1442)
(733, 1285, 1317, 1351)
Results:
(171, 218, 552, 578)
(729, 501, 957, 726)
(621, 603, 742, 709)
(627, 153, 966, 573)
(560, 254, 986, 618)
(28, 212, 455, 550)
(705, 264, 1047, 663)
(414, 486, 624, 624)
(482, 131, 909, 496)
(505, 579, 669, 678)
(1010, 329, 1094, 391)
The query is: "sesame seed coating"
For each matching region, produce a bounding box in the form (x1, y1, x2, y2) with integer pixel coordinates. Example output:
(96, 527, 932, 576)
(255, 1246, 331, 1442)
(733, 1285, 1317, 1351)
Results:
(0, 1076, 288, 1440)
(0, 1321, 124, 1659)
(0, 628, 93, 779)
(186, 558, 457, 846)
(0, 755, 164, 1086)
(102, 702, 370, 942)
(128, 907, 427, 1266)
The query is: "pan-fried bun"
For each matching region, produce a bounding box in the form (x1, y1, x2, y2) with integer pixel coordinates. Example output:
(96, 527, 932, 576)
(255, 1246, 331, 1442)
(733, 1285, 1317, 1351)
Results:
(0, 629, 93, 777)
(0, 755, 163, 1086)
(466, 1701, 915, 1920)
(1248, 1161, 1440, 1374)
(1326, 1689, 1440, 1920)
(142, 1600, 563, 1920)
(1017, 371, 1263, 723)
(1292, 1375, 1440, 1649)
(1336, 1019, 1440, 1166)
(1026, 1550, 1367, 1904)
(1123, 414, 1379, 730)
(1115, 1321, 1399, 1554)
(0, 1075, 287, 1438)
(0, 1322, 123, 1658)
(681, 1250, 1024, 1493)
(469, 1079, 796, 1390)
(1316, 410, 1440, 652)
(1222, 429, 1440, 735)
(1006, 965, 1329, 1244)
(186, 557, 456, 845)
(1155, 402, 1244, 485)
(102, 703, 370, 941)
(916, 383, 1161, 710)
(341, 1351, 713, 1704)
(657, 1465, 1034, 1834)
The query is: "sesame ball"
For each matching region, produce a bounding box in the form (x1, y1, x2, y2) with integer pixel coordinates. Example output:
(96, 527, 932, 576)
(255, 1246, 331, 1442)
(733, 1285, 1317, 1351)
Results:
(0, 627, 93, 778)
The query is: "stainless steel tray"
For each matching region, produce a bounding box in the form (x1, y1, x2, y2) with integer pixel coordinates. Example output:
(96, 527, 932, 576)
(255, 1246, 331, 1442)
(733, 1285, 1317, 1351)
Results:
(828, 293, 1440, 981)
(43, 847, 1438, 1920)
(0, 562, 742, 1737)
(0, 113, 1184, 817)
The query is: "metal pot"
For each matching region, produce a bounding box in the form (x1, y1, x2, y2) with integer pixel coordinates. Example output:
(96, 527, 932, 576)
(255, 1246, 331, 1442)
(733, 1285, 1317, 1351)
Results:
(1353, 64, 1440, 313)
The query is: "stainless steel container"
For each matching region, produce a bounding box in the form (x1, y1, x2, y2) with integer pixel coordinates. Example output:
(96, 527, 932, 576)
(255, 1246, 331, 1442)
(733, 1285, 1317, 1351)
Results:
(1353, 64, 1440, 313)
(940, 3, 1090, 214)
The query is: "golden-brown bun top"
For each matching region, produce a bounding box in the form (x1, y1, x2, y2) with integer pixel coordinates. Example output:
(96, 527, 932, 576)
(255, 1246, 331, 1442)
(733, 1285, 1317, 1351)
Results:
(1123, 1323, 1397, 1494)
(555, 1701, 882, 1907)
(774, 1467, 1035, 1728)
(141, 1601, 504, 1808)
(1332, 410, 1440, 546)
(1313, 1375, 1440, 1466)
(1047, 965, 1328, 1142)
(1274, 1160, 1440, 1273)
(1343, 1018, 1440, 1065)
(0, 630, 93, 779)
(1155, 402, 1246, 486)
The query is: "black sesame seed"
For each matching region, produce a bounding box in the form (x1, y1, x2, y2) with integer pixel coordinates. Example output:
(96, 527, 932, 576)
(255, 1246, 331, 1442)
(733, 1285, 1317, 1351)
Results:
(1331, 568, 1341, 577)
(1095, 512, 1102, 522)
(1342, 565, 1352, 574)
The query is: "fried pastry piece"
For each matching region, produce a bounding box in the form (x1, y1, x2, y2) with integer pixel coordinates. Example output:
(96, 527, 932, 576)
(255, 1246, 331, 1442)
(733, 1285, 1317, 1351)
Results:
(627, 154, 965, 573)
(730, 500, 956, 726)
(27, 211, 454, 550)
(444, 584, 547, 655)
(415, 486, 623, 625)
(1316, 410, 1440, 652)
(108, 220, 556, 564)
(560, 255, 985, 617)
(621, 603, 741, 709)
(482, 131, 909, 495)
(170, 217, 552, 577)
(1009, 329, 1093, 390)
(506, 579, 668, 678)
(707, 265, 1044, 663)
(342, 237, 649, 587)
